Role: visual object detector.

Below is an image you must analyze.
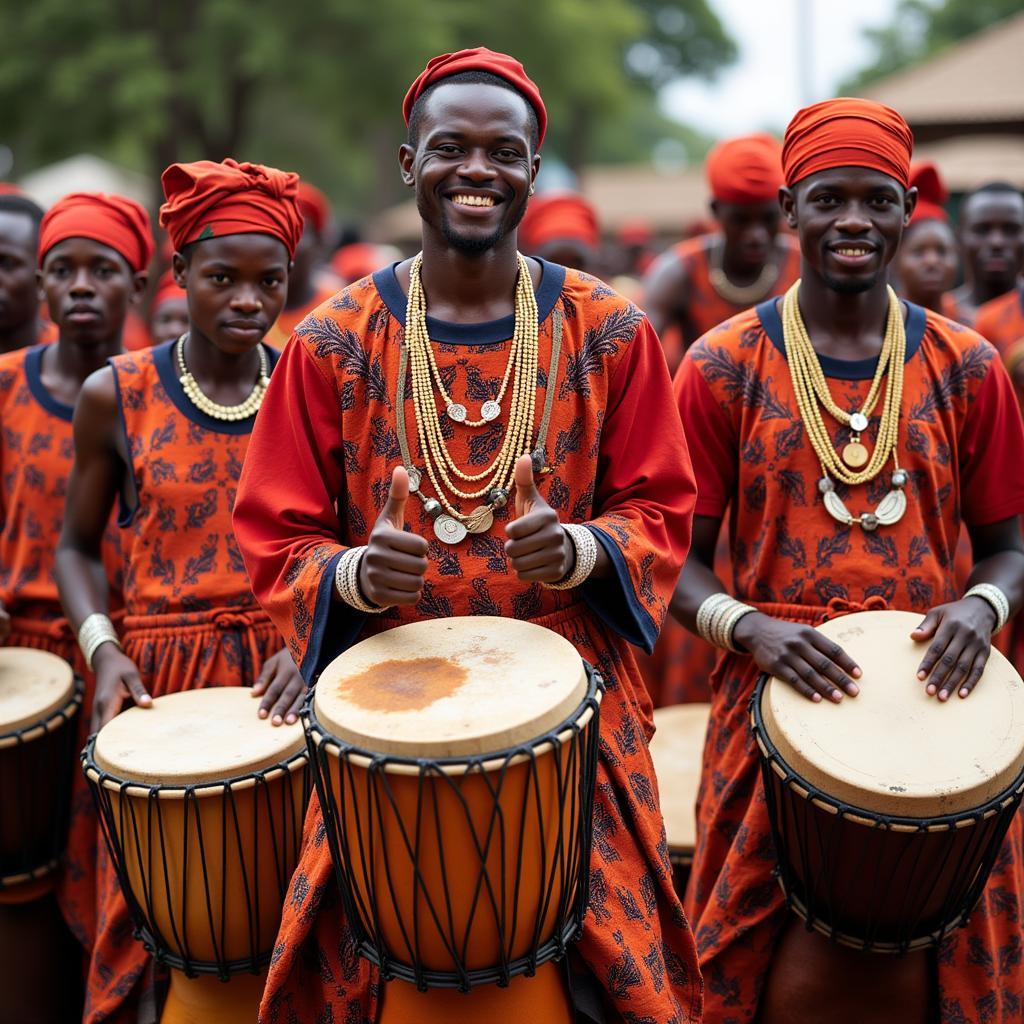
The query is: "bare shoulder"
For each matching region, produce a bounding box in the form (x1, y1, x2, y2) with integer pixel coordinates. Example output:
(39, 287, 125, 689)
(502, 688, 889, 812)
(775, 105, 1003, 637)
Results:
(76, 366, 120, 431)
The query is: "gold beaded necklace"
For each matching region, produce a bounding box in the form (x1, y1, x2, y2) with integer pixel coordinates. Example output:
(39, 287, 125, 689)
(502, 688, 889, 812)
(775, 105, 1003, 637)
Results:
(782, 281, 909, 531)
(708, 240, 781, 305)
(176, 334, 269, 422)
(403, 252, 539, 543)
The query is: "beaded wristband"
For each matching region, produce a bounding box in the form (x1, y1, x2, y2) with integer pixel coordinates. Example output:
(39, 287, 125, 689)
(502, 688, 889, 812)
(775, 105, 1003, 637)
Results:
(964, 583, 1010, 634)
(334, 547, 387, 614)
(696, 593, 756, 653)
(77, 613, 122, 671)
(546, 524, 598, 591)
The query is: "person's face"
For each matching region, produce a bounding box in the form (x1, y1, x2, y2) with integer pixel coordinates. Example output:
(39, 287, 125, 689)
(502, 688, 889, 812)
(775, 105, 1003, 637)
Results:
(895, 219, 958, 304)
(780, 166, 916, 295)
(959, 192, 1024, 291)
(712, 200, 781, 271)
(289, 222, 321, 291)
(399, 82, 540, 256)
(39, 237, 145, 345)
(149, 296, 190, 346)
(0, 211, 39, 333)
(175, 233, 289, 355)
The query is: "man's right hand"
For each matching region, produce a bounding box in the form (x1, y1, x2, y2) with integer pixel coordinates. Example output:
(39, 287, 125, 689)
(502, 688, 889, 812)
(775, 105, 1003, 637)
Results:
(358, 466, 429, 608)
(91, 643, 151, 732)
(732, 611, 861, 703)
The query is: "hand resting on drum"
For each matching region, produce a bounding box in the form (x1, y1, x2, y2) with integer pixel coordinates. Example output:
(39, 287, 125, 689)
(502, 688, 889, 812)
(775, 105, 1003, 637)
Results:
(358, 466, 429, 607)
(252, 648, 305, 725)
(91, 643, 152, 732)
(912, 599, 999, 702)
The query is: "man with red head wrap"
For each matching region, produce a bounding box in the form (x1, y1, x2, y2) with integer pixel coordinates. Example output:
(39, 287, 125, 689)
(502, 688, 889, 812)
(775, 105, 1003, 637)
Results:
(56, 160, 306, 1024)
(673, 98, 1024, 1023)
(233, 48, 702, 1023)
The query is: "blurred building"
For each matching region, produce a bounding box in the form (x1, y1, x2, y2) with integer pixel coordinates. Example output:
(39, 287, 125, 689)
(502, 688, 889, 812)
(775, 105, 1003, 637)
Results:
(18, 154, 154, 209)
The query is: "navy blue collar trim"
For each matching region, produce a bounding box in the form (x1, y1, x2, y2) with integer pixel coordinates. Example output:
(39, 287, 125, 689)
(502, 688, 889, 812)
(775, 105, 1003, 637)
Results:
(372, 259, 566, 345)
(151, 338, 280, 435)
(756, 296, 926, 380)
(25, 344, 74, 422)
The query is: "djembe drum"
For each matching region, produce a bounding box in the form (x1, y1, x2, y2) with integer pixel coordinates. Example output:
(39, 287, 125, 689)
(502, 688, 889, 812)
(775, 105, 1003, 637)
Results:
(649, 703, 710, 896)
(0, 648, 82, 903)
(752, 609, 1024, 953)
(305, 617, 603, 1023)
(83, 687, 309, 1024)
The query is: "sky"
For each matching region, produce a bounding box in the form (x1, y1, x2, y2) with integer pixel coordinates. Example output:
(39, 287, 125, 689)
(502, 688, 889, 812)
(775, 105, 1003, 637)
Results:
(662, 0, 901, 138)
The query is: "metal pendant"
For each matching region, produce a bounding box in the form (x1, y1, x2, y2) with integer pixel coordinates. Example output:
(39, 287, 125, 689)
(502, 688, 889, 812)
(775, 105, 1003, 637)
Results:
(875, 487, 907, 526)
(433, 515, 468, 544)
(446, 403, 467, 423)
(480, 400, 501, 422)
(465, 506, 494, 534)
(842, 441, 869, 468)
(849, 412, 869, 433)
(406, 466, 422, 492)
(823, 489, 854, 525)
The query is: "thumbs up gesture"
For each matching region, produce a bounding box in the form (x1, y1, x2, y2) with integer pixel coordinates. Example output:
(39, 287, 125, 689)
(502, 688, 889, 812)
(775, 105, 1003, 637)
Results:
(359, 466, 429, 607)
(504, 454, 574, 583)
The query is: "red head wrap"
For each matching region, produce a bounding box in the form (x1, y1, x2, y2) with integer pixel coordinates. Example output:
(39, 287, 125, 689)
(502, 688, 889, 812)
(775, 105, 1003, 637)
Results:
(402, 47, 547, 148)
(39, 192, 153, 272)
(518, 192, 599, 253)
(907, 162, 949, 226)
(296, 181, 331, 236)
(159, 159, 303, 259)
(152, 269, 187, 311)
(782, 98, 913, 189)
(705, 133, 784, 204)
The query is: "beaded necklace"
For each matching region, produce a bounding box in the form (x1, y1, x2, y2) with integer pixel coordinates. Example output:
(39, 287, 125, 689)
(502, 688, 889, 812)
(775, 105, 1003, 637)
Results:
(708, 240, 781, 305)
(782, 282, 908, 531)
(176, 334, 269, 422)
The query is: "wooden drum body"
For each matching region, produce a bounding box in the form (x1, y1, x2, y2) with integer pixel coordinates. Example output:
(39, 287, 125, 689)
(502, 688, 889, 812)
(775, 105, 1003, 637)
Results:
(83, 687, 309, 1024)
(752, 610, 1024, 953)
(0, 649, 81, 904)
(649, 703, 710, 898)
(306, 617, 602, 1024)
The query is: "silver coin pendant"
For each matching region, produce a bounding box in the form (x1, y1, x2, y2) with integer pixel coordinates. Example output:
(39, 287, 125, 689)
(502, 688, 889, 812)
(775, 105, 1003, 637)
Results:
(406, 466, 422, 492)
(447, 403, 467, 423)
(434, 515, 468, 544)
(480, 400, 501, 422)
(849, 412, 869, 433)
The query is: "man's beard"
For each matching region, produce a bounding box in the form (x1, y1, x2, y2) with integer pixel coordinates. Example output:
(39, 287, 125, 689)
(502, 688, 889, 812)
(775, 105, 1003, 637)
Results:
(822, 269, 885, 295)
(441, 219, 507, 256)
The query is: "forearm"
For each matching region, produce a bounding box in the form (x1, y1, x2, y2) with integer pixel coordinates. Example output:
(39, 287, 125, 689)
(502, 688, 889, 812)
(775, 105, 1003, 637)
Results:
(965, 550, 1024, 623)
(55, 541, 112, 632)
(669, 555, 730, 632)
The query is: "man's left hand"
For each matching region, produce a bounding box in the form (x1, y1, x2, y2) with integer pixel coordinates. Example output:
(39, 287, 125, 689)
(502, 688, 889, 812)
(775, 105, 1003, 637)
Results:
(253, 648, 305, 725)
(912, 597, 997, 701)
(505, 454, 574, 583)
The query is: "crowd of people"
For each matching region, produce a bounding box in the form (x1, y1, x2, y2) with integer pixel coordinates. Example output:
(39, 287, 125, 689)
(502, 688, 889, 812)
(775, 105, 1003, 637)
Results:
(1, 42, 1024, 1024)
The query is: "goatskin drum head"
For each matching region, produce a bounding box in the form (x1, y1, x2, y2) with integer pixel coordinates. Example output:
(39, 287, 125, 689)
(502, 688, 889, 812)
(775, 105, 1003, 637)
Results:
(762, 610, 1024, 817)
(93, 686, 306, 784)
(0, 648, 75, 735)
(315, 616, 587, 758)
(650, 703, 710, 855)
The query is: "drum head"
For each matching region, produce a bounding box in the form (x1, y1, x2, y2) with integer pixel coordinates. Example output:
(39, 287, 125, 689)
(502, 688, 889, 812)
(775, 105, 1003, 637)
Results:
(315, 617, 587, 758)
(93, 687, 306, 784)
(761, 610, 1024, 817)
(0, 648, 75, 736)
(650, 704, 709, 855)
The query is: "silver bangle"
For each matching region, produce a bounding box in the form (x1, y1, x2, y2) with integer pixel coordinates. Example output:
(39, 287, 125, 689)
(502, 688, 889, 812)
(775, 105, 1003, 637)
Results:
(696, 593, 756, 652)
(334, 547, 387, 613)
(77, 613, 122, 671)
(546, 523, 598, 590)
(965, 583, 1010, 634)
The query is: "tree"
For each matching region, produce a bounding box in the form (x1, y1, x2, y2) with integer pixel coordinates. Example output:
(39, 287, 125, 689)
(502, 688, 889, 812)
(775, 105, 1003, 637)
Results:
(841, 0, 1023, 92)
(0, 0, 735, 217)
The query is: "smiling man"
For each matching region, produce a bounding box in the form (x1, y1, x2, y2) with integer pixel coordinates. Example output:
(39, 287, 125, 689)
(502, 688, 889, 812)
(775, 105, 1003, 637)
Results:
(233, 47, 701, 1024)
(671, 98, 1024, 1023)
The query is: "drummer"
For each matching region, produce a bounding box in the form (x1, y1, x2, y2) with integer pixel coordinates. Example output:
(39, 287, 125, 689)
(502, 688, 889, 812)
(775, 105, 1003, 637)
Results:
(672, 99, 1024, 1022)
(55, 160, 306, 1024)
(232, 48, 702, 1024)
(0, 192, 149, 1013)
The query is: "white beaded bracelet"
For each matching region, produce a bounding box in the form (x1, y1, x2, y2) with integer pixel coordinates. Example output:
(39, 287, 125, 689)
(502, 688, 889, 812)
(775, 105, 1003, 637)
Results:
(546, 523, 598, 591)
(77, 613, 122, 671)
(334, 547, 387, 614)
(964, 583, 1011, 634)
(696, 593, 757, 653)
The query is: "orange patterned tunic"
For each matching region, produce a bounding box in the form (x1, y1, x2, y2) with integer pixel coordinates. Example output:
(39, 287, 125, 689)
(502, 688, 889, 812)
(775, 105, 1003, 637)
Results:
(233, 263, 703, 1022)
(675, 300, 1024, 1022)
(83, 340, 285, 1024)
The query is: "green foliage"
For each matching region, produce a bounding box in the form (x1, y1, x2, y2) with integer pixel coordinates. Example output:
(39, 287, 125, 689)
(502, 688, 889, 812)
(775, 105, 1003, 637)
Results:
(841, 0, 1023, 92)
(0, 0, 734, 217)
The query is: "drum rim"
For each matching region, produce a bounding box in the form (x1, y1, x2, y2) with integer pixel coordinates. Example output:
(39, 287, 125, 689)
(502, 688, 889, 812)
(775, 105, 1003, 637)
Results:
(751, 672, 1024, 830)
(0, 650, 80, 743)
(0, 676, 82, 750)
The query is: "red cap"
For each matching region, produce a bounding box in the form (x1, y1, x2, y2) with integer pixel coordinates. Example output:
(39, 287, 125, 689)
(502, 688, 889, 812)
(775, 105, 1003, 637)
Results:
(908, 162, 949, 226)
(152, 269, 187, 311)
(782, 98, 913, 189)
(518, 192, 599, 252)
(296, 181, 331, 236)
(705, 133, 784, 204)
(39, 192, 154, 272)
(403, 47, 547, 147)
(0, 183, 23, 196)
(159, 159, 304, 258)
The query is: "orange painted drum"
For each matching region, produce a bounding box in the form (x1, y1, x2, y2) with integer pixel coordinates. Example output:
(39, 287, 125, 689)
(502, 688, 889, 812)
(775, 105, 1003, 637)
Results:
(82, 687, 309, 1024)
(307, 617, 602, 1023)
(0, 648, 81, 905)
(752, 610, 1024, 952)
(649, 703, 710, 898)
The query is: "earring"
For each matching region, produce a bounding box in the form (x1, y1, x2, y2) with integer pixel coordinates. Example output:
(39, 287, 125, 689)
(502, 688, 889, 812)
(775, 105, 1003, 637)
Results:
(528, 185, 536, 196)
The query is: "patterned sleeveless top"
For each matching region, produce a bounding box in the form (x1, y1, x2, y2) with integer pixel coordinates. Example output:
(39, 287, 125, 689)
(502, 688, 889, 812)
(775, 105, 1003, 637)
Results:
(110, 340, 279, 618)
